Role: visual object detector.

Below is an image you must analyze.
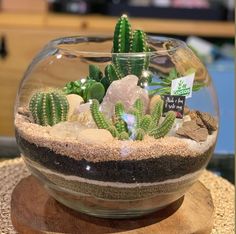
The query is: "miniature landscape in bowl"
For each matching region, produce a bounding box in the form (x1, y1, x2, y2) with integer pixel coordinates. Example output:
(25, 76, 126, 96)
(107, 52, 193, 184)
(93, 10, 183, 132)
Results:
(15, 15, 218, 218)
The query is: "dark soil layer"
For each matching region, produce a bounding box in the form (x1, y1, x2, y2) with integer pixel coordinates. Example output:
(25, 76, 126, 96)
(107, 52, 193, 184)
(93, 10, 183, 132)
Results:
(16, 132, 213, 183)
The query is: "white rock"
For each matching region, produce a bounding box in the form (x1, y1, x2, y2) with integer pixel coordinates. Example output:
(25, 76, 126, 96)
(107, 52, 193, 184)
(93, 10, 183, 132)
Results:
(66, 94, 84, 119)
(77, 129, 114, 145)
(101, 75, 149, 117)
(49, 121, 87, 139)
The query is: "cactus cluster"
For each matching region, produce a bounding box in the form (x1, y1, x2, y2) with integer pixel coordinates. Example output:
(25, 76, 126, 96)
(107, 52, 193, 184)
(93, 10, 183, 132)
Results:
(29, 90, 69, 126)
(90, 98, 176, 141)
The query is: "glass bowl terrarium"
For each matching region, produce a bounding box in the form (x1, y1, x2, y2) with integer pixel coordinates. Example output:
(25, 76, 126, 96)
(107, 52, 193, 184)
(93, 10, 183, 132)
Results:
(14, 15, 219, 218)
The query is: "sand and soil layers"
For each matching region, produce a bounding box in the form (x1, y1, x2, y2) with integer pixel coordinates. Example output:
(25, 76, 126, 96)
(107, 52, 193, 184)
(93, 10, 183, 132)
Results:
(15, 112, 217, 199)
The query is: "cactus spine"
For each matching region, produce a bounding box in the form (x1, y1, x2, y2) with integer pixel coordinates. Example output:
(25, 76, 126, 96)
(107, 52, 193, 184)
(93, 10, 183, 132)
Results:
(29, 91, 69, 126)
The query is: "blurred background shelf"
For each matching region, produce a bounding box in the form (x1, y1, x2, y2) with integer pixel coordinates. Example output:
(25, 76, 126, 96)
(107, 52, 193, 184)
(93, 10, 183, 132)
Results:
(0, 13, 234, 37)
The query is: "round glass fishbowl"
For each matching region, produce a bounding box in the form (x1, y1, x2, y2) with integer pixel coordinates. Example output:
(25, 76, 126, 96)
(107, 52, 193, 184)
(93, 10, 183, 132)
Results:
(14, 31, 219, 218)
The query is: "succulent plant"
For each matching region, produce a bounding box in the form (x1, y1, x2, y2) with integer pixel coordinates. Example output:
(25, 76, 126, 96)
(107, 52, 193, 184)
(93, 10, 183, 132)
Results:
(149, 68, 205, 96)
(63, 79, 105, 103)
(90, 98, 176, 141)
(29, 90, 69, 126)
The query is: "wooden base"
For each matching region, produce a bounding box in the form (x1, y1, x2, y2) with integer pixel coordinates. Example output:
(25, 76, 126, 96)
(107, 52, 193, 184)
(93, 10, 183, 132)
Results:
(11, 176, 214, 234)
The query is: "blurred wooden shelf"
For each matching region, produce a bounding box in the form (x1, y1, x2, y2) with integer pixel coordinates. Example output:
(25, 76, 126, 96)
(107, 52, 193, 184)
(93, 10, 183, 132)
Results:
(0, 12, 234, 38)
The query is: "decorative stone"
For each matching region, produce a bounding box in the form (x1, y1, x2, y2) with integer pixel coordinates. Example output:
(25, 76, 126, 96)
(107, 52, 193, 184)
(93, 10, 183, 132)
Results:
(66, 94, 84, 119)
(77, 129, 114, 145)
(78, 103, 91, 113)
(149, 95, 161, 113)
(189, 111, 205, 128)
(189, 110, 218, 134)
(49, 121, 88, 139)
(176, 120, 208, 142)
(184, 106, 190, 115)
(196, 111, 218, 133)
(101, 75, 149, 117)
(76, 111, 96, 128)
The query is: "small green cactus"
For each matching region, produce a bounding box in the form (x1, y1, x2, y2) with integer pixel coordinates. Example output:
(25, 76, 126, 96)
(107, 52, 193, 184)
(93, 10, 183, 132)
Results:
(119, 131, 129, 140)
(133, 98, 144, 116)
(90, 99, 111, 129)
(135, 128, 145, 141)
(90, 98, 176, 141)
(29, 90, 69, 126)
(151, 99, 164, 125)
(115, 101, 125, 119)
(115, 120, 127, 134)
(140, 115, 152, 133)
(149, 111, 176, 139)
(108, 126, 119, 138)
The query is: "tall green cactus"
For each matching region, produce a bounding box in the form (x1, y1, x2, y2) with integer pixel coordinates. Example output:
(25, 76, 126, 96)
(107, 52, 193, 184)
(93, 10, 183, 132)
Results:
(113, 14, 132, 53)
(130, 30, 150, 78)
(29, 90, 69, 126)
(112, 15, 151, 81)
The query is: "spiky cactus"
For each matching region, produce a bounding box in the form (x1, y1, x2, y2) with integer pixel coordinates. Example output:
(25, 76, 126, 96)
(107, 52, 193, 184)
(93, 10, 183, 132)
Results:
(149, 111, 176, 139)
(130, 29, 150, 78)
(113, 14, 132, 53)
(135, 128, 145, 141)
(88, 64, 103, 82)
(112, 15, 151, 81)
(90, 98, 176, 141)
(140, 115, 152, 133)
(119, 131, 129, 140)
(105, 64, 122, 84)
(29, 90, 69, 126)
(90, 99, 111, 129)
(151, 99, 164, 125)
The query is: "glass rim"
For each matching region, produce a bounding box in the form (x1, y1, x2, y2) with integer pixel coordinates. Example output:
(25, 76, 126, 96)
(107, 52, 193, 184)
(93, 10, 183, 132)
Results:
(49, 35, 188, 56)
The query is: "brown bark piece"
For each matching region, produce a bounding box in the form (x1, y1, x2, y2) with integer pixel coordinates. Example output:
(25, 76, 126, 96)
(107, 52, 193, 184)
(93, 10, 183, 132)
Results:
(196, 111, 218, 133)
(176, 120, 208, 142)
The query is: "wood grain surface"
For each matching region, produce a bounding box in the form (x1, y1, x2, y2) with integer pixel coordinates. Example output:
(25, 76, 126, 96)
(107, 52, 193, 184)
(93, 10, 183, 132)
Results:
(11, 176, 214, 234)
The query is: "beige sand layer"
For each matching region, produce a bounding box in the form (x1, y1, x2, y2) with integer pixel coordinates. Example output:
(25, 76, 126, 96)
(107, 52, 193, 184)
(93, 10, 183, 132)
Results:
(15, 113, 217, 162)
